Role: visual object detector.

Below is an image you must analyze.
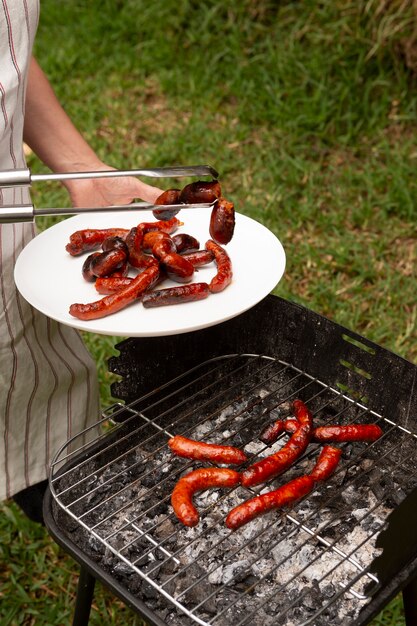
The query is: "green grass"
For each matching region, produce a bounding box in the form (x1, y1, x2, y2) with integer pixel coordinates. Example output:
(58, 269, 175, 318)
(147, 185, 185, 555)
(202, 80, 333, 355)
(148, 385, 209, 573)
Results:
(1, 0, 416, 623)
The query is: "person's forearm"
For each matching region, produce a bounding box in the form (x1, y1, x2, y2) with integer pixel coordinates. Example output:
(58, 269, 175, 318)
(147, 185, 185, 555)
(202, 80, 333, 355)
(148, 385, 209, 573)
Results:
(23, 57, 102, 173)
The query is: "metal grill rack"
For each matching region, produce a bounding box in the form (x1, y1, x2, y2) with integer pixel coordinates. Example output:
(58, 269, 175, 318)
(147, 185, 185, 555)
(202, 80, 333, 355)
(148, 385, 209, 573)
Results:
(49, 353, 417, 626)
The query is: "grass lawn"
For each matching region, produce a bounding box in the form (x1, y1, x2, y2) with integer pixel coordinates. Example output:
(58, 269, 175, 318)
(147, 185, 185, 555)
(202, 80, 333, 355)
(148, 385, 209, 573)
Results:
(1, 1, 416, 624)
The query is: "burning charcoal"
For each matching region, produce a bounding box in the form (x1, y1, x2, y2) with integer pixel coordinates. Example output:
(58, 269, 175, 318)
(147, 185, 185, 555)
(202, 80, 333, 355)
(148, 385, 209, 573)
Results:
(302, 586, 322, 612)
(113, 561, 134, 577)
(175, 563, 217, 614)
(322, 582, 336, 598)
(155, 517, 175, 540)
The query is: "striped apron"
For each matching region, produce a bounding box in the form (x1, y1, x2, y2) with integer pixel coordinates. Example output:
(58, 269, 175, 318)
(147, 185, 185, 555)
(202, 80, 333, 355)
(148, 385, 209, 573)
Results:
(0, 0, 100, 499)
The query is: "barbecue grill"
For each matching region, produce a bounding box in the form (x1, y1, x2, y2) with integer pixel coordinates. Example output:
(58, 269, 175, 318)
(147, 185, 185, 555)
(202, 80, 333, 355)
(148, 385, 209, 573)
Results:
(43, 294, 417, 626)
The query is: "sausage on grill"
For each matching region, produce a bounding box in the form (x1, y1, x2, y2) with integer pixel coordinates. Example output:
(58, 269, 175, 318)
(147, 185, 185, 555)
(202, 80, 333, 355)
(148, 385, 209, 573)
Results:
(168, 435, 247, 465)
(171, 467, 241, 527)
(309, 445, 342, 482)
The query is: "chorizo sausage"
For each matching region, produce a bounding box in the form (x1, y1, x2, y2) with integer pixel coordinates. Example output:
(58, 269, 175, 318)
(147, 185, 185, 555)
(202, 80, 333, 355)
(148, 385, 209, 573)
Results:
(125, 227, 156, 269)
(95, 276, 133, 294)
(209, 197, 235, 245)
(179, 180, 222, 204)
(101, 236, 129, 254)
(171, 467, 241, 527)
(90, 248, 127, 278)
(309, 446, 342, 482)
(168, 435, 247, 465)
(205, 239, 233, 293)
(65, 228, 129, 256)
(152, 188, 181, 221)
(172, 233, 200, 254)
(142, 283, 210, 308)
(82, 252, 101, 282)
(69, 264, 160, 320)
(225, 475, 315, 530)
(182, 250, 215, 268)
(242, 399, 313, 487)
(262, 420, 383, 444)
(139, 216, 182, 235)
(313, 424, 383, 443)
(145, 232, 194, 283)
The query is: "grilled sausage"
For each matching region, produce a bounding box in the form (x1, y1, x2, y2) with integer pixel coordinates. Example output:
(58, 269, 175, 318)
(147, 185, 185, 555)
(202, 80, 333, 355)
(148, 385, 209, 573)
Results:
(182, 250, 215, 268)
(66, 228, 129, 256)
(209, 197, 235, 245)
(145, 232, 194, 283)
(168, 435, 247, 465)
(69, 264, 160, 320)
(179, 180, 222, 204)
(205, 239, 233, 293)
(101, 236, 128, 254)
(172, 233, 200, 254)
(142, 283, 210, 308)
(262, 420, 383, 444)
(82, 252, 101, 282)
(309, 446, 342, 482)
(139, 216, 182, 235)
(95, 276, 133, 294)
(242, 399, 313, 487)
(171, 467, 241, 527)
(312, 424, 383, 443)
(225, 475, 315, 530)
(90, 248, 127, 278)
(152, 188, 181, 220)
(125, 226, 156, 269)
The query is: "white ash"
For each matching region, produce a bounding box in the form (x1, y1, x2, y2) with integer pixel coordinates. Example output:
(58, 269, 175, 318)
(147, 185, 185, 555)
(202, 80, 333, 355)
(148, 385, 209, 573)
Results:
(52, 393, 397, 626)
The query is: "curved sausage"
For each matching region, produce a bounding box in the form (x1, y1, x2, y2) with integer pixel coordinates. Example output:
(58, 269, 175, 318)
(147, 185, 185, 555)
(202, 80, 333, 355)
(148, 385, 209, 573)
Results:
(172, 233, 200, 254)
(225, 475, 314, 530)
(152, 188, 181, 221)
(179, 180, 222, 204)
(145, 232, 194, 283)
(90, 248, 127, 278)
(168, 435, 247, 465)
(309, 446, 342, 482)
(171, 467, 241, 527)
(69, 264, 160, 320)
(242, 399, 313, 487)
(142, 283, 210, 308)
(125, 227, 156, 269)
(182, 250, 215, 268)
(259, 419, 287, 445)
(205, 239, 233, 293)
(139, 216, 182, 235)
(82, 252, 101, 282)
(101, 236, 128, 254)
(65, 228, 129, 256)
(209, 197, 235, 245)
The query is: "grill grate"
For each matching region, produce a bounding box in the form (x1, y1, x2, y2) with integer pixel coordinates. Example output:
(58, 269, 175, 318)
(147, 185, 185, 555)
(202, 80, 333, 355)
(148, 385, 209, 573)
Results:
(50, 354, 417, 626)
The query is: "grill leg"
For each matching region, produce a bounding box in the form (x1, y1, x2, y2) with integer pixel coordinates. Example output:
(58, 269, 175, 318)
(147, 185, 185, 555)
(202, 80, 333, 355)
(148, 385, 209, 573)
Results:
(403, 576, 417, 626)
(72, 566, 96, 626)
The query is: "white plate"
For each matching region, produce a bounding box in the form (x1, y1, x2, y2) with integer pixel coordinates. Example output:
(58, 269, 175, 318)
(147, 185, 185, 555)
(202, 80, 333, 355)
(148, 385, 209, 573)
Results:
(14, 209, 285, 337)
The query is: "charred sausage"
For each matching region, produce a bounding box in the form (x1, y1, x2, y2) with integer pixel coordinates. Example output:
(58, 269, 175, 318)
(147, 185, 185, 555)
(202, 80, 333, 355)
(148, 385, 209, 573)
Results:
(152, 188, 181, 221)
(182, 250, 215, 268)
(144, 232, 194, 283)
(309, 446, 342, 482)
(65, 228, 129, 256)
(125, 227, 156, 269)
(172, 233, 200, 254)
(82, 252, 101, 282)
(209, 197, 235, 245)
(90, 248, 127, 278)
(242, 399, 313, 487)
(262, 420, 383, 444)
(95, 276, 133, 294)
(205, 239, 233, 293)
(142, 283, 210, 308)
(225, 475, 315, 530)
(179, 180, 222, 205)
(69, 264, 160, 320)
(171, 467, 241, 527)
(139, 216, 182, 235)
(168, 435, 247, 465)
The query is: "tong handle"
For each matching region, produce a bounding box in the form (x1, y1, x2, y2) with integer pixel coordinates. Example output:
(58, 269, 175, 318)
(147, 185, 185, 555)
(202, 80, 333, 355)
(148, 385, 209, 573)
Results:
(0, 165, 219, 188)
(0, 201, 215, 224)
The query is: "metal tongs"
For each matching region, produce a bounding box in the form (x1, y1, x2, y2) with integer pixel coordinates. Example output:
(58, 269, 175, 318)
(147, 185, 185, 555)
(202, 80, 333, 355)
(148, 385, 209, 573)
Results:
(0, 164, 219, 223)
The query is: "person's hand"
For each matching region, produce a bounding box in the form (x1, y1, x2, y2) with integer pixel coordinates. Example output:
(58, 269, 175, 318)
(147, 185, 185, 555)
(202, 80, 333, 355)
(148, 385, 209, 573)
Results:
(65, 164, 163, 208)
